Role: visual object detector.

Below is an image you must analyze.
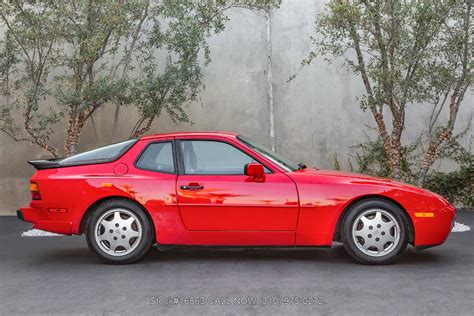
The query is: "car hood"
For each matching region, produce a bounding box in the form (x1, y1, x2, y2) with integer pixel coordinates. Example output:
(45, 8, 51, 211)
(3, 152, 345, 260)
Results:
(291, 167, 429, 193)
(287, 168, 451, 209)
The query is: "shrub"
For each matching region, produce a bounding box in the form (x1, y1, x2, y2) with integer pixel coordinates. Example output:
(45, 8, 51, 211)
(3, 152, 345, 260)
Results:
(341, 136, 473, 207)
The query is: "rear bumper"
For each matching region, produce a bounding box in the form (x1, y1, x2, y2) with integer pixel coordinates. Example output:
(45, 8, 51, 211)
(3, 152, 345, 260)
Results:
(18, 207, 73, 235)
(413, 205, 456, 247)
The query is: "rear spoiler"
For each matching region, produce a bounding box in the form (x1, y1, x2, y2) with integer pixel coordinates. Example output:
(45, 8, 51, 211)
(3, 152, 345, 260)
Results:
(28, 157, 120, 170)
(28, 159, 63, 170)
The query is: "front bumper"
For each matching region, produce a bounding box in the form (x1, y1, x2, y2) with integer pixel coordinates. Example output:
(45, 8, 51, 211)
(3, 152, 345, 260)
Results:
(413, 204, 456, 246)
(17, 207, 73, 235)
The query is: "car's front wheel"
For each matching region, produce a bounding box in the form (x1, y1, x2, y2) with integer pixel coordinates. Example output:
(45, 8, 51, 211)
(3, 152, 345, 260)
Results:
(85, 199, 153, 264)
(341, 199, 409, 264)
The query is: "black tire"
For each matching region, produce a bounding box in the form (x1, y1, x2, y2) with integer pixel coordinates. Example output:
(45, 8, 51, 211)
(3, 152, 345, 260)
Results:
(85, 199, 154, 264)
(341, 199, 409, 265)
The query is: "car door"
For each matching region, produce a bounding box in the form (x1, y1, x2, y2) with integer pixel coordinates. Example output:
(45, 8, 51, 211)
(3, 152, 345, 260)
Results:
(175, 138, 299, 231)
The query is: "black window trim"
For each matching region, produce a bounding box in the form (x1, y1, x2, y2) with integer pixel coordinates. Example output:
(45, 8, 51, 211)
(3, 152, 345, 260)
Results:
(134, 140, 178, 175)
(175, 138, 275, 176)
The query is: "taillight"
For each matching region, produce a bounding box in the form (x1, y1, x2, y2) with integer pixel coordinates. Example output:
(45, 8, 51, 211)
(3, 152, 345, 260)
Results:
(30, 182, 41, 200)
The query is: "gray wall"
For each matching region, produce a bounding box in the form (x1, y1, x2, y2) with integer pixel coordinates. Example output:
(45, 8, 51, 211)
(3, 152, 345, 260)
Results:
(0, 0, 472, 214)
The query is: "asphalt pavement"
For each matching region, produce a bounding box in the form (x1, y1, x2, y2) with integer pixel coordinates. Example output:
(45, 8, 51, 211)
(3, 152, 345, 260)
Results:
(1, 211, 473, 315)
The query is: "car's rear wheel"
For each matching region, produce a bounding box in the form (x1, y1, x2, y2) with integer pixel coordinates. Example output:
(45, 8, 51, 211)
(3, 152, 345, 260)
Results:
(341, 199, 409, 264)
(85, 199, 153, 264)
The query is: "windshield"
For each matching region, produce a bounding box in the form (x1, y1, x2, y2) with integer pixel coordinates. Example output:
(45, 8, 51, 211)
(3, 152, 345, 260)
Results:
(237, 135, 299, 172)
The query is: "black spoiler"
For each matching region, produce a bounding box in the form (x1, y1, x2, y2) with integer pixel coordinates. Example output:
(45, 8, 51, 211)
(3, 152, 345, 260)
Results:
(28, 159, 63, 170)
(28, 157, 124, 170)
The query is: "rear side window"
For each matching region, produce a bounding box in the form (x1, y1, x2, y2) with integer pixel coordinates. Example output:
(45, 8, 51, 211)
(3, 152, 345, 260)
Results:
(135, 142, 175, 173)
(60, 139, 137, 165)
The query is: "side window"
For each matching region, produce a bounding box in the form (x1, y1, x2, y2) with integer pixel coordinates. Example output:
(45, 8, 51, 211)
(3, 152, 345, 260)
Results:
(180, 140, 269, 175)
(136, 142, 175, 173)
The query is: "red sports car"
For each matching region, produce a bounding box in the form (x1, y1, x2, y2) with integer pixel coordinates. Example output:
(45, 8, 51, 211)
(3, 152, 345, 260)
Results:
(18, 132, 455, 264)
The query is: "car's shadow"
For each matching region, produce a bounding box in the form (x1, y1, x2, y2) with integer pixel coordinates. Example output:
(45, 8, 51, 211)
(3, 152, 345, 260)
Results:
(35, 242, 449, 267)
(145, 244, 447, 265)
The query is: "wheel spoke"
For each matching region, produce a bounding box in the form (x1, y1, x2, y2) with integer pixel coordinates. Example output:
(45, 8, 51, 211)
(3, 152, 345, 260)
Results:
(360, 216, 371, 227)
(121, 240, 132, 251)
(126, 230, 141, 239)
(383, 232, 396, 243)
(98, 232, 112, 242)
(113, 211, 121, 222)
(383, 222, 396, 231)
(375, 243, 384, 253)
(373, 211, 382, 223)
(362, 240, 372, 250)
(122, 215, 135, 227)
(108, 239, 118, 252)
(100, 220, 114, 231)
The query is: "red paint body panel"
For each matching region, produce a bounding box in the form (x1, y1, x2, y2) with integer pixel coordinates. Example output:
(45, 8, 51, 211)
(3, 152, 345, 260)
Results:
(287, 168, 453, 246)
(176, 173, 298, 231)
(21, 206, 72, 235)
(19, 132, 455, 248)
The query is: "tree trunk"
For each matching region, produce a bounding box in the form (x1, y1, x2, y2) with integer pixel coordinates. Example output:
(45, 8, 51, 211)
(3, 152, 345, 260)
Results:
(371, 108, 402, 179)
(389, 138, 402, 180)
(265, 10, 276, 152)
(111, 104, 121, 143)
(417, 83, 468, 186)
(417, 2, 471, 186)
(110, 1, 150, 142)
(64, 116, 85, 156)
(131, 117, 155, 138)
(417, 129, 451, 186)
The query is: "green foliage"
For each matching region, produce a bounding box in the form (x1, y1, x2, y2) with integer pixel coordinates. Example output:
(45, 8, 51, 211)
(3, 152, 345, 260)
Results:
(424, 165, 473, 207)
(299, 0, 472, 182)
(129, 0, 280, 136)
(312, 0, 470, 111)
(0, 0, 151, 155)
(349, 136, 421, 180)
(424, 133, 474, 206)
(349, 138, 390, 178)
(346, 136, 473, 207)
(0, 0, 281, 155)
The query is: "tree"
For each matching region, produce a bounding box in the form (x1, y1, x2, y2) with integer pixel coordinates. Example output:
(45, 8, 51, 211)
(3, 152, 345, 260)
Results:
(0, 0, 143, 157)
(0, 0, 279, 157)
(300, 0, 472, 183)
(126, 0, 280, 138)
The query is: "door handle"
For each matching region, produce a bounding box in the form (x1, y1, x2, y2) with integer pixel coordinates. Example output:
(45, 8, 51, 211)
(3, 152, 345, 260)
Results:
(180, 184, 204, 190)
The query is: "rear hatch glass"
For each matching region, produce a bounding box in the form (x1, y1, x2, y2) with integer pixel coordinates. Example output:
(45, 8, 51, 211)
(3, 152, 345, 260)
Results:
(28, 139, 137, 170)
(60, 139, 137, 165)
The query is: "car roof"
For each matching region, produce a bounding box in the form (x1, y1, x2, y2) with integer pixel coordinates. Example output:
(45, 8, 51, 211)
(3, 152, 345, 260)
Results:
(140, 131, 238, 140)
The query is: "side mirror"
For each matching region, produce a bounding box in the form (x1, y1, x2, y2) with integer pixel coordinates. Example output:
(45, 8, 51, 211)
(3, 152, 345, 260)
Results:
(244, 163, 264, 177)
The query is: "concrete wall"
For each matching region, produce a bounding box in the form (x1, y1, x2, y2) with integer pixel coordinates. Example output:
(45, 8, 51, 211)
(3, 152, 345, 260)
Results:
(0, 0, 472, 214)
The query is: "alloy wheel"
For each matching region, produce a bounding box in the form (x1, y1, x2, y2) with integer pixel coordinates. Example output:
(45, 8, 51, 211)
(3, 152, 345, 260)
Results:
(351, 208, 401, 257)
(94, 208, 142, 256)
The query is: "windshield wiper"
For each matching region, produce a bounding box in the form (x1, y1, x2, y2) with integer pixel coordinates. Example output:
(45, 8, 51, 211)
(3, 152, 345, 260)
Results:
(297, 163, 307, 170)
